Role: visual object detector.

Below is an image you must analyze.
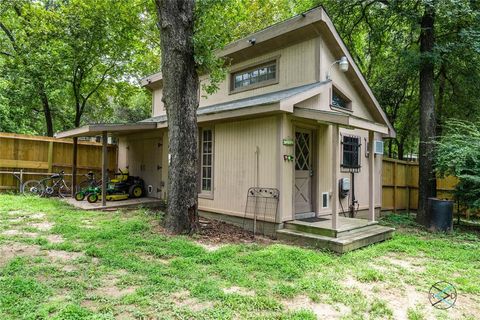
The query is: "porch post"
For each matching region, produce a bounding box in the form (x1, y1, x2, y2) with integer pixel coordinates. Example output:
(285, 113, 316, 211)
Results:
(331, 124, 339, 229)
(101, 131, 108, 207)
(368, 130, 375, 221)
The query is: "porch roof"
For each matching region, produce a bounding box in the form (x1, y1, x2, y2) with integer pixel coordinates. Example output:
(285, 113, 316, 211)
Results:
(54, 123, 157, 139)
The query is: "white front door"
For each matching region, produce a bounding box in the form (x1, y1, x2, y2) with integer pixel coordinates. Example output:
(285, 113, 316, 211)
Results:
(294, 128, 313, 214)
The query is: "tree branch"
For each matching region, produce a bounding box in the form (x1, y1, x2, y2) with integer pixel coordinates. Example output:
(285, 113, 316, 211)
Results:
(80, 64, 116, 113)
(0, 50, 13, 57)
(0, 21, 19, 52)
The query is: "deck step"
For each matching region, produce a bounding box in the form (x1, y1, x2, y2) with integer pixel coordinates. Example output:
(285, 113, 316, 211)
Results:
(284, 219, 378, 237)
(276, 225, 394, 253)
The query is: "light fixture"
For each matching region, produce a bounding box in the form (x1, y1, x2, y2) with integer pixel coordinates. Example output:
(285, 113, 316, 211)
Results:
(326, 56, 349, 80)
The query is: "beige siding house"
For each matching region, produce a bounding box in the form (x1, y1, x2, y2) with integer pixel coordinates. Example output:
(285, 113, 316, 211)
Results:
(57, 6, 395, 252)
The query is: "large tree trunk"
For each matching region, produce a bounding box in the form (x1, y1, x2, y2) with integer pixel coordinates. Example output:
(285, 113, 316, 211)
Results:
(436, 64, 446, 138)
(156, 0, 199, 234)
(417, 3, 437, 226)
(38, 84, 54, 137)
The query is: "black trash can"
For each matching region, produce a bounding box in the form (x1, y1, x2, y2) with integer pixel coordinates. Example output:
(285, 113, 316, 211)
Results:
(427, 198, 453, 232)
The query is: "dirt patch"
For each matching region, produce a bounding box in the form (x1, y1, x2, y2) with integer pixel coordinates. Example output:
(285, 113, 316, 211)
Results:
(94, 285, 136, 299)
(382, 254, 427, 273)
(7, 210, 25, 216)
(172, 290, 213, 312)
(283, 295, 350, 319)
(46, 234, 64, 244)
(197, 242, 224, 252)
(91, 272, 137, 299)
(139, 253, 170, 264)
(222, 286, 255, 296)
(2, 229, 38, 237)
(46, 250, 84, 261)
(195, 218, 274, 247)
(342, 276, 480, 320)
(81, 300, 100, 312)
(31, 213, 46, 219)
(0, 242, 41, 266)
(28, 222, 54, 231)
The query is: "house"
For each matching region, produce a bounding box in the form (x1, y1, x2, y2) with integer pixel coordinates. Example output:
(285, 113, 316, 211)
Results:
(56, 6, 395, 252)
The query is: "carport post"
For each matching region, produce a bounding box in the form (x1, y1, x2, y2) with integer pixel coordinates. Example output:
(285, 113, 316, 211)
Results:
(101, 131, 108, 207)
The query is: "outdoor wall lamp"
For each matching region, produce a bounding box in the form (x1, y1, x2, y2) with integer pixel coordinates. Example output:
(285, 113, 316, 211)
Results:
(326, 56, 349, 80)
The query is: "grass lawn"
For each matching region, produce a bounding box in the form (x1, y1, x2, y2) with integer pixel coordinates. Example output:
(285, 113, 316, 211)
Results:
(0, 194, 479, 320)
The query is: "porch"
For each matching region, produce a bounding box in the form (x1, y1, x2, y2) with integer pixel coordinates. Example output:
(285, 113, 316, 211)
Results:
(276, 216, 394, 253)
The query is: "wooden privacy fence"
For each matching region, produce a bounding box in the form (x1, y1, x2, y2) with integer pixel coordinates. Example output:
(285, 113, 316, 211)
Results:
(0, 132, 117, 191)
(382, 157, 458, 212)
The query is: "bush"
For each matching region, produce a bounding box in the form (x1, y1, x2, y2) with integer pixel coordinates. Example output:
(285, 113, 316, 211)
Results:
(436, 120, 480, 208)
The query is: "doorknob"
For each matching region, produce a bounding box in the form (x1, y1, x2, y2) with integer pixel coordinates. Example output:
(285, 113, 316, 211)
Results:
(309, 169, 314, 177)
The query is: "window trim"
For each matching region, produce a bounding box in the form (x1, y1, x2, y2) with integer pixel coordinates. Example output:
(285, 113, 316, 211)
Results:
(229, 56, 280, 94)
(340, 134, 361, 172)
(199, 127, 214, 199)
(330, 86, 353, 112)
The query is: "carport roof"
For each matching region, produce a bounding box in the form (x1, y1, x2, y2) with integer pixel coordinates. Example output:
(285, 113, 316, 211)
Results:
(54, 123, 157, 139)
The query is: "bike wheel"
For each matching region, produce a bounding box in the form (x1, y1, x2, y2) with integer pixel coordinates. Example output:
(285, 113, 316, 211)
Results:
(87, 193, 99, 203)
(22, 180, 44, 196)
(76, 180, 90, 193)
(74, 191, 85, 201)
(58, 184, 72, 198)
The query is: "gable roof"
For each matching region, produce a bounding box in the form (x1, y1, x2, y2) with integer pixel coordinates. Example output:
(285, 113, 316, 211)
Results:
(141, 6, 395, 137)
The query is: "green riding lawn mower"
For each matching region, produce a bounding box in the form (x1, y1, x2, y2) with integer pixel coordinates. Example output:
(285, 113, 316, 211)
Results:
(74, 169, 145, 203)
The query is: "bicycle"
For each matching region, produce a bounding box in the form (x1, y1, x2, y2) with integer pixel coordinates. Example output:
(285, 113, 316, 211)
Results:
(74, 171, 102, 201)
(22, 170, 71, 198)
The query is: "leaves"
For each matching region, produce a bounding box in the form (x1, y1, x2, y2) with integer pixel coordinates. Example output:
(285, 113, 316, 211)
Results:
(436, 119, 480, 208)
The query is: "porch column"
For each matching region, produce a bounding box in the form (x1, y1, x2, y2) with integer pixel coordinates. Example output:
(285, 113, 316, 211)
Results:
(101, 131, 108, 207)
(331, 124, 339, 229)
(368, 130, 375, 221)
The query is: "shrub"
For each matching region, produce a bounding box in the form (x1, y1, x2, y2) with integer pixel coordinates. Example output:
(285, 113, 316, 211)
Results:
(436, 120, 480, 208)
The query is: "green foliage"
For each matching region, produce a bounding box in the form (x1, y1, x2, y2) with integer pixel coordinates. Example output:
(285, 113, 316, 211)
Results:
(436, 119, 480, 208)
(0, 0, 159, 135)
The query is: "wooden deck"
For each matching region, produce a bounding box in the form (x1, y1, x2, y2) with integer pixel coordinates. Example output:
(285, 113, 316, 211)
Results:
(277, 216, 394, 253)
(63, 197, 164, 211)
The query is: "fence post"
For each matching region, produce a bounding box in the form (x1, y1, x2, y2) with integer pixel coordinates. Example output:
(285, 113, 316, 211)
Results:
(393, 160, 397, 213)
(47, 141, 54, 173)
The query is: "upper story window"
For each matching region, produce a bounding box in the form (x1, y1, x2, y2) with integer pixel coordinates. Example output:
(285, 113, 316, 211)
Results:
(230, 60, 278, 93)
(332, 88, 352, 110)
(341, 135, 361, 170)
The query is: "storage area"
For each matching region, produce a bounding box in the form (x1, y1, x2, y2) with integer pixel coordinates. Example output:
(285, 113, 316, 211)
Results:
(118, 132, 164, 199)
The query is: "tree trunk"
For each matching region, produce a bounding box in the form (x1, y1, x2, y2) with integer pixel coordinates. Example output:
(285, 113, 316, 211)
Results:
(155, 0, 199, 234)
(436, 64, 446, 138)
(38, 84, 54, 137)
(397, 139, 404, 161)
(417, 3, 437, 226)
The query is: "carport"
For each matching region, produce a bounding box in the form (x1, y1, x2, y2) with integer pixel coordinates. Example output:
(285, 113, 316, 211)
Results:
(55, 123, 158, 207)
